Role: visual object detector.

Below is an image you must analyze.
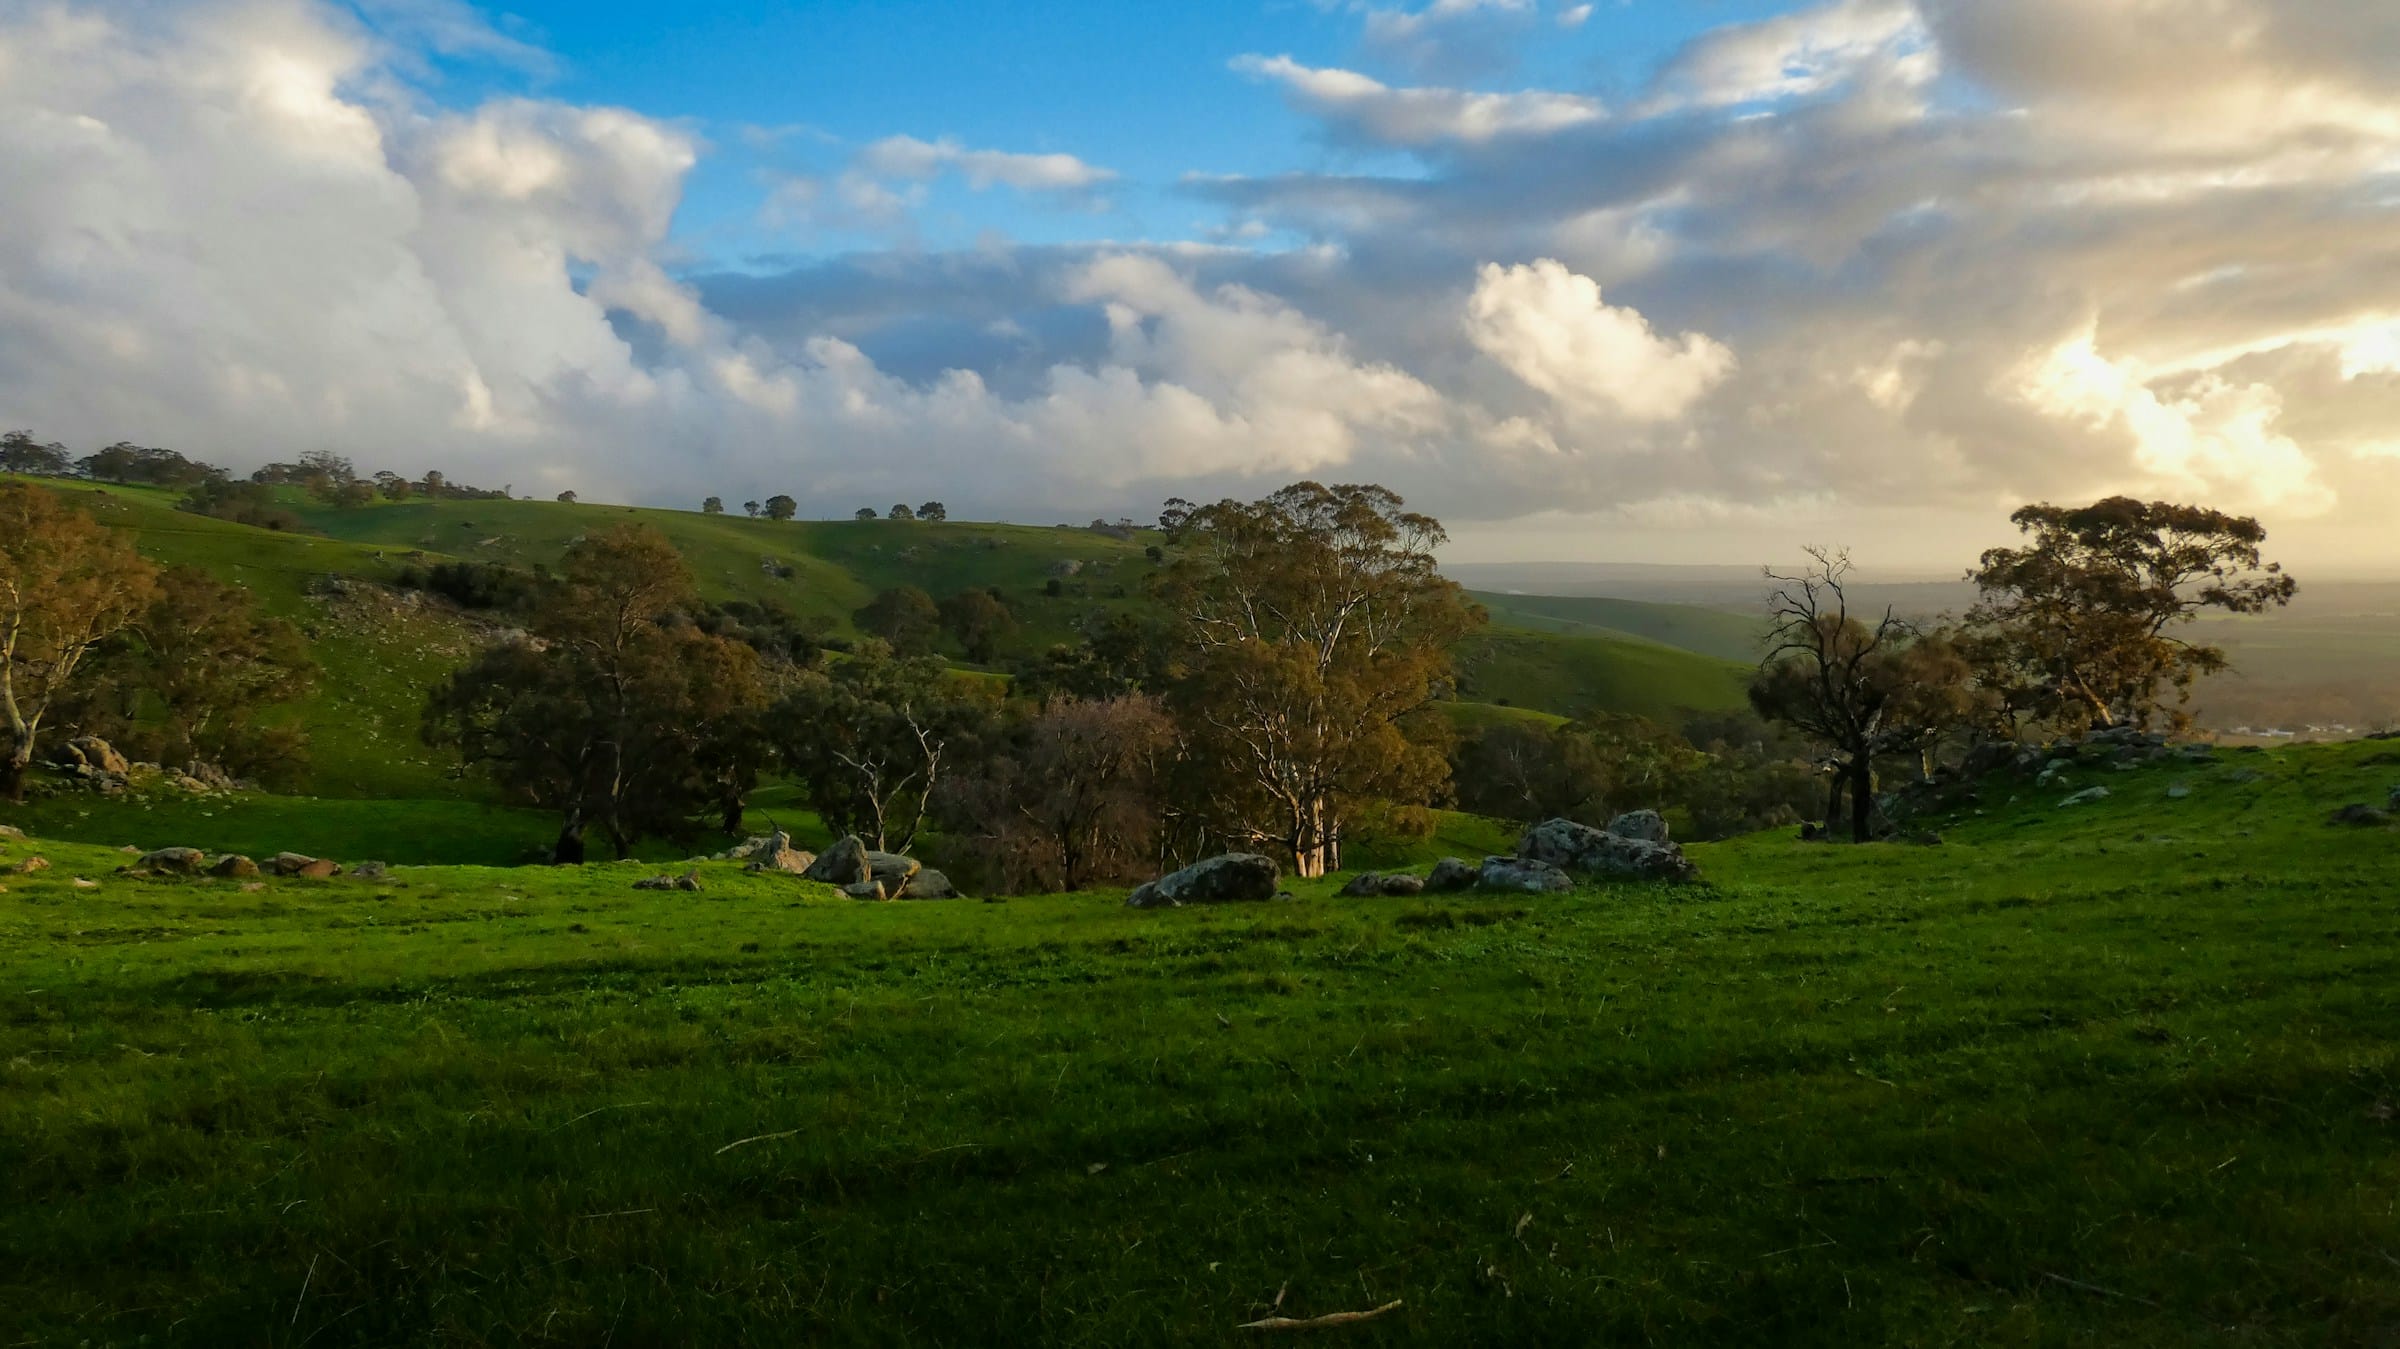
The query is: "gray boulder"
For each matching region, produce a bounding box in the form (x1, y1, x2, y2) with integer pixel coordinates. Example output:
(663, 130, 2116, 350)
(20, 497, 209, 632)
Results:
(743, 831, 815, 875)
(2059, 786, 2111, 808)
(1338, 871, 1426, 898)
(1606, 810, 1671, 844)
(1124, 853, 1280, 909)
(842, 879, 888, 900)
(866, 851, 921, 889)
(802, 836, 871, 886)
(1476, 855, 1572, 894)
(1517, 817, 1700, 883)
(348, 860, 391, 881)
(898, 868, 960, 899)
(631, 869, 704, 892)
(135, 847, 205, 876)
(1423, 857, 1478, 893)
(0, 824, 23, 841)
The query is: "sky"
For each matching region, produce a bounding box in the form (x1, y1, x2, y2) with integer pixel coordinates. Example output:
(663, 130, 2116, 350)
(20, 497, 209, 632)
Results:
(2, 0, 2398, 573)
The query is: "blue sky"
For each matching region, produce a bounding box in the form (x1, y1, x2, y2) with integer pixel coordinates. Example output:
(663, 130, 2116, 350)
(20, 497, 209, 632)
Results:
(381, 0, 1798, 263)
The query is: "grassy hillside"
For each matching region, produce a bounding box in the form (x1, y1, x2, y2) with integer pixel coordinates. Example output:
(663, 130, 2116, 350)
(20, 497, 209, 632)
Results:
(1469, 590, 1766, 663)
(5, 737, 2397, 1342)
(1453, 627, 1751, 722)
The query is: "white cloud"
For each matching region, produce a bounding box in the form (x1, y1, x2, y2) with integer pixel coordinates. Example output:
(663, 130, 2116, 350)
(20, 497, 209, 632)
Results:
(855, 134, 1115, 192)
(1646, 0, 1928, 112)
(1232, 54, 1603, 145)
(1463, 259, 1734, 423)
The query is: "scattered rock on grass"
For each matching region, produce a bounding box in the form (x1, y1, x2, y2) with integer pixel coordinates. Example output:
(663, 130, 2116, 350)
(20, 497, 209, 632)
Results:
(842, 879, 887, 900)
(1338, 872, 1426, 898)
(2331, 804, 2393, 828)
(2059, 787, 2111, 808)
(633, 870, 705, 892)
(899, 868, 960, 899)
(134, 847, 206, 876)
(1476, 856, 1573, 895)
(3, 857, 50, 876)
(210, 854, 260, 879)
(1126, 853, 1281, 909)
(742, 831, 814, 875)
(1423, 857, 1477, 893)
(801, 836, 870, 886)
(1517, 816, 1699, 883)
(349, 860, 391, 882)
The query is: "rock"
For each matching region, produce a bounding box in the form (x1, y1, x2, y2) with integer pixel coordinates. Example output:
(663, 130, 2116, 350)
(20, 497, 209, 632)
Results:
(2225, 768, 2264, 785)
(136, 847, 206, 875)
(1124, 853, 1281, 908)
(1476, 855, 1573, 894)
(2166, 783, 2192, 800)
(843, 879, 888, 900)
(348, 860, 391, 882)
(1516, 817, 1700, 883)
(295, 858, 341, 879)
(71, 877, 98, 890)
(0, 824, 23, 841)
(1423, 857, 1478, 893)
(210, 854, 260, 879)
(2059, 787, 2111, 807)
(267, 852, 319, 877)
(801, 836, 871, 887)
(1606, 810, 1671, 844)
(2330, 804, 2393, 828)
(59, 735, 131, 776)
(866, 851, 921, 889)
(1339, 871, 1427, 898)
(634, 869, 706, 892)
(898, 868, 960, 899)
(742, 831, 815, 875)
(3, 856, 49, 876)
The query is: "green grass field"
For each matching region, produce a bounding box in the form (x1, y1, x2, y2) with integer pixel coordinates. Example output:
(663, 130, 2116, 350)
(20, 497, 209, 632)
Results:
(1468, 590, 1767, 664)
(6, 738, 2397, 1344)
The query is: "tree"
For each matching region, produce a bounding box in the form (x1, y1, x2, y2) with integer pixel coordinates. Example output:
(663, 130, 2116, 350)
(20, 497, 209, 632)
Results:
(422, 525, 769, 862)
(771, 655, 997, 852)
(854, 585, 940, 657)
(0, 484, 162, 799)
(917, 501, 947, 522)
(59, 566, 316, 784)
(743, 500, 760, 518)
(938, 695, 1175, 892)
(938, 588, 1016, 664)
(1161, 482, 1481, 877)
(77, 442, 220, 487)
(1, 431, 71, 476)
(888, 503, 915, 521)
(1451, 714, 1700, 827)
(703, 496, 725, 515)
(1964, 497, 2295, 733)
(374, 471, 413, 501)
(854, 507, 878, 522)
(422, 469, 448, 498)
(1749, 548, 1978, 843)
(763, 494, 798, 521)
(556, 490, 578, 504)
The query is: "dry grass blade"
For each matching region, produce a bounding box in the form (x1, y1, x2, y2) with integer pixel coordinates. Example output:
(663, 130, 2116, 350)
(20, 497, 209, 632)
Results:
(714, 1129, 800, 1156)
(1238, 1299, 1403, 1331)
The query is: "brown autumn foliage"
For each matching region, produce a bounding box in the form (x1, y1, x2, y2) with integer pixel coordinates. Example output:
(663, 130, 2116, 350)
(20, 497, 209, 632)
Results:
(0, 483, 161, 800)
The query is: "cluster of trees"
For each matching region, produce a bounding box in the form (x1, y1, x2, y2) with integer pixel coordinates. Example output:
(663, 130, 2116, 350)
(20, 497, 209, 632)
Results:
(713, 498, 950, 523)
(1750, 499, 2296, 841)
(3, 430, 520, 525)
(0, 484, 316, 799)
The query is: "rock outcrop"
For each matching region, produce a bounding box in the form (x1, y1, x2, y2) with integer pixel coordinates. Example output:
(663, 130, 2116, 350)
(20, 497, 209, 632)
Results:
(1126, 853, 1281, 909)
(134, 847, 206, 876)
(1475, 856, 1573, 894)
(1423, 857, 1477, 893)
(1338, 871, 1426, 898)
(1516, 815, 1699, 883)
(743, 831, 815, 875)
(802, 836, 871, 886)
(211, 854, 261, 879)
(898, 868, 960, 899)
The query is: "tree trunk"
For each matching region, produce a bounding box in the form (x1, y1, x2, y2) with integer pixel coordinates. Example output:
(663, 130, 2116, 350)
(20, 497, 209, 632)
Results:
(1824, 770, 1845, 836)
(1849, 762, 1875, 844)
(0, 748, 26, 804)
(551, 816, 587, 866)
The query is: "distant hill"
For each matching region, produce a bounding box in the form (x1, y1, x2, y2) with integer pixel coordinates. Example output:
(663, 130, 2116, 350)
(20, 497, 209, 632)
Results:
(1468, 591, 1765, 664)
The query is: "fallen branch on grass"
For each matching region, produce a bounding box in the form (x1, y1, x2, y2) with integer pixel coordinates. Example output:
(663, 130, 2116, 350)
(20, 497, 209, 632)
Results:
(1238, 1299, 1403, 1331)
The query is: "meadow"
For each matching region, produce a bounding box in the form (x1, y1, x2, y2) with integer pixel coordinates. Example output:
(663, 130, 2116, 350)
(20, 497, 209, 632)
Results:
(5, 738, 2397, 1345)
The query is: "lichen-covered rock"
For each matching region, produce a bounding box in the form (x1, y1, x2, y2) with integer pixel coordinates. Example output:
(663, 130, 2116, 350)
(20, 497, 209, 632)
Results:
(136, 847, 206, 875)
(210, 854, 260, 879)
(898, 868, 959, 899)
(1124, 853, 1280, 909)
(1516, 817, 1700, 883)
(743, 831, 815, 875)
(1606, 810, 1671, 844)
(1476, 855, 1572, 894)
(802, 836, 871, 886)
(1423, 857, 1478, 893)
(1338, 871, 1426, 898)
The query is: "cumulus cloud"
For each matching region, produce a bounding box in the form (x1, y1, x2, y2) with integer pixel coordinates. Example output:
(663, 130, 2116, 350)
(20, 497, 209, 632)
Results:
(1464, 260, 1734, 423)
(1356, 0, 1539, 81)
(1231, 54, 1604, 146)
(5, 0, 2400, 569)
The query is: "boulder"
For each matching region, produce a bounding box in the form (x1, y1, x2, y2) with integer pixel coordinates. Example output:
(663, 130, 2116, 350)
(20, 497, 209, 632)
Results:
(2, 856, 49, 876)
(136, 847, 206, 876)
(1124, 853, 1281, 909)
(1606, 810, 1671, 845)
(866, 851, 921, 889)
(843, 879, 888, 900)
(2059, 786, 2111, 808)
(60, 736, 131, 776)
(267, 852, 320, 877)
(1423, 857, 1478, 894)
(1476, 855, 1572, 895)
(1338, 871, 1425, 898)
(1516, 817, 1700, 883)
(898, 868, 960, 900)
(349, 860, 391, 882)
(2331, 803, 2393, 828)
(210, 854, 260, 879)
(743, 831, 815, 875)
(0, 824, 24, 841)
(801, 836, 871, 887)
